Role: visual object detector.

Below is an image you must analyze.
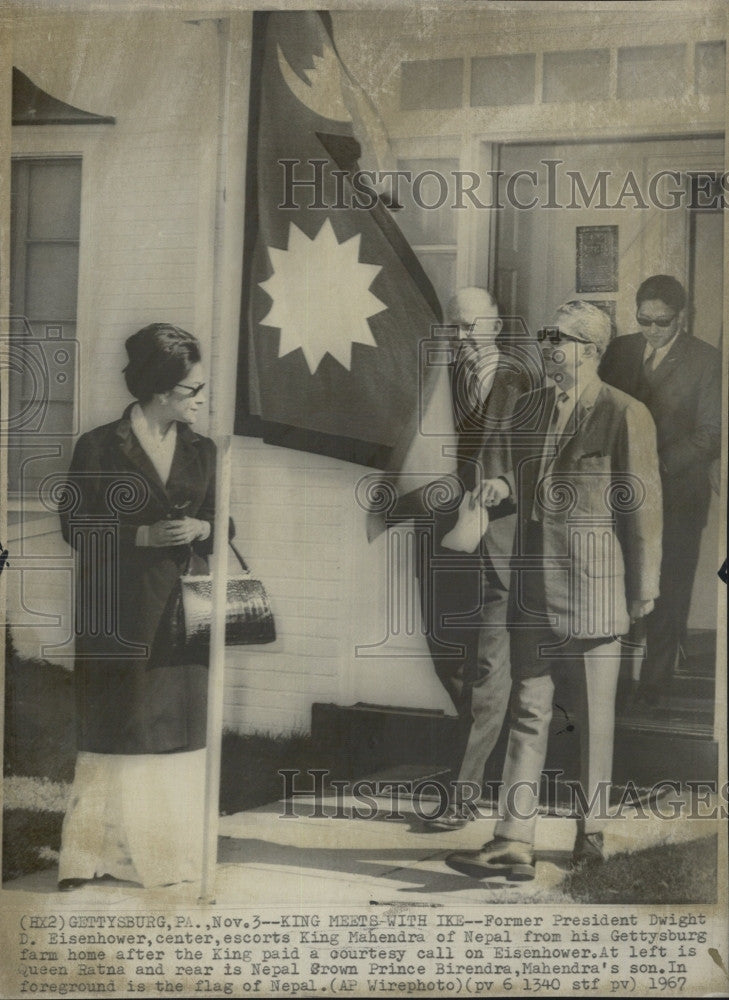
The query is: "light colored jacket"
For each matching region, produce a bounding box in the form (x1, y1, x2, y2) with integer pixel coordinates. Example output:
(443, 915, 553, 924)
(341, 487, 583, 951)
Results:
(502, 378, 662, 639)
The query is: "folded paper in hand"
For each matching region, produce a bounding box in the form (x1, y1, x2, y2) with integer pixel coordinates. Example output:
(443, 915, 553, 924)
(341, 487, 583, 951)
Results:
(441, 491, 489, 553)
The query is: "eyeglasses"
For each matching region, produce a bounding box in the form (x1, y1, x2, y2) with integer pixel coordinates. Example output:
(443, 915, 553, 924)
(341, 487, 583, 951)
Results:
(636, 314, 675, 329)
(537, 327, 591, 346)
(175, 381, 206, 397)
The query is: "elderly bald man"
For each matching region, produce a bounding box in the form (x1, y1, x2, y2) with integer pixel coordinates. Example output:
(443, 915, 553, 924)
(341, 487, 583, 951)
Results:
(420, 286, 540, 829)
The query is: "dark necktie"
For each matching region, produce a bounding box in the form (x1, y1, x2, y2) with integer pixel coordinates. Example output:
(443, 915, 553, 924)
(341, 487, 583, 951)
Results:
(533, 390, 569, 520)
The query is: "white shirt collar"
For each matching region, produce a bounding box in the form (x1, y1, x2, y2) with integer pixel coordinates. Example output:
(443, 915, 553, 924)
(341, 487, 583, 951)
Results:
(549, 368, 601, 408)
(643, 329, 681, 366)
(130, 403, 177, 485)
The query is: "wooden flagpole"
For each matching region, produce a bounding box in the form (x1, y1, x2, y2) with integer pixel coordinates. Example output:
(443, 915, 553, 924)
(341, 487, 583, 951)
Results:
(199, 434, 232, 903)
(200, 15, 234, 904)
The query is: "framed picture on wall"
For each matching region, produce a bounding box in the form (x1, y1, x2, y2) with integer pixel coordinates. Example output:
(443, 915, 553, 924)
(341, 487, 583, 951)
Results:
(576, 224, 619, 293)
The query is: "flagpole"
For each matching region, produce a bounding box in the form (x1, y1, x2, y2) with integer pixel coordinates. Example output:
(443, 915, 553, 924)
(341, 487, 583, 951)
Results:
(200, 434, 232, 903)
(200, 14, 234, 904)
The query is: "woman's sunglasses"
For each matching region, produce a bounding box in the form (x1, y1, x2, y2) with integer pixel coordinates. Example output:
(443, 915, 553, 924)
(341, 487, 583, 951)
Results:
(175, 381, 206, 397)
(636, 314, 675, 329)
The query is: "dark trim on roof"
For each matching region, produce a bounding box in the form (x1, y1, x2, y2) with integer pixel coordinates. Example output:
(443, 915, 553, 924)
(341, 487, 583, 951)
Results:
(12, 67, 116, 126)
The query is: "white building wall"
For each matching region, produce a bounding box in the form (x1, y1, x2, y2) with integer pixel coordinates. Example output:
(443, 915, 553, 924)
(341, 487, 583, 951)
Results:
(221, 438, 448, 734)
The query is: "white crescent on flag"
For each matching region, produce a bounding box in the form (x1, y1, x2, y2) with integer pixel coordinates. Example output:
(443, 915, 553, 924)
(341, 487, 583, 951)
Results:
(277, 42, 351, 123)
(278, 29, 398, 202)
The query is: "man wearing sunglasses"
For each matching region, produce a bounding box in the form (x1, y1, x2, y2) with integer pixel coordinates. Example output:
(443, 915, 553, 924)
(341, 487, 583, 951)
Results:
(599, 275, 722, 707)
(445, 300, 662, 881)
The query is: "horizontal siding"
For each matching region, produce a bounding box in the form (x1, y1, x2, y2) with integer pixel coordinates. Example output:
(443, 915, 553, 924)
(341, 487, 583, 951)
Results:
(223, 437, 351, 733)
(221, 437, 452, 734)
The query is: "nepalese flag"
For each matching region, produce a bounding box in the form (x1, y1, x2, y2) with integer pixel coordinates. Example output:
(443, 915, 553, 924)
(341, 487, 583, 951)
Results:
(234, 10, 457, 496)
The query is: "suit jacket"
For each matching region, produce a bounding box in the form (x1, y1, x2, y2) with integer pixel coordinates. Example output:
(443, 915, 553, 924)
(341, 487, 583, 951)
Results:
(502, 378, 663, 639)
(599, 331, 721, 524)
(59, 405, 220, 754)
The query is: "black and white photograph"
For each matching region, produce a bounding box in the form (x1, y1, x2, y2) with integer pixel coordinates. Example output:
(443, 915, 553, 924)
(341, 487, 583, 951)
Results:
(0, 2, 727, 997)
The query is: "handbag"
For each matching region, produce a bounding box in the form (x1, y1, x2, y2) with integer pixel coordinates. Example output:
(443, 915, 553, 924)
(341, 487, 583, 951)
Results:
(173, 540, 276, 654)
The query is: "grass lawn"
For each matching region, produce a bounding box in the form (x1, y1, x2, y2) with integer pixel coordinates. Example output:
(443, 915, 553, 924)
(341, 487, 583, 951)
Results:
(2, 806, 64, 882)
(564, 835, 716, 904)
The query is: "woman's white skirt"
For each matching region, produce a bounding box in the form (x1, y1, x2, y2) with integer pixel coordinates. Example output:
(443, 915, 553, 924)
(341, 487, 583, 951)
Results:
(58, 749, 206, 888)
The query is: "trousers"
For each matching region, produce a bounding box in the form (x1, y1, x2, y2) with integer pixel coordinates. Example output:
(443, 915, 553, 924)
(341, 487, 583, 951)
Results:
(59, 749, 206, 887)
(494, 635, 621, 843)
(640, 511, 703, 694)
(422, 555, 511, 790)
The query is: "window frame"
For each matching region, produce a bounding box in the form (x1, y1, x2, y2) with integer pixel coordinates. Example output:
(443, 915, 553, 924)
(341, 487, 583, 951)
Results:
(7, 128, 97, 513)
(7, 154, 83, 506)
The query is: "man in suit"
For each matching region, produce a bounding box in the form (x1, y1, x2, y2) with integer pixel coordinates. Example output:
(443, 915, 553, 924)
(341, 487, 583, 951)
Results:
(421, 287, 542, 830)
(599, 274, 722, 706)
(445, 301, 662, 878)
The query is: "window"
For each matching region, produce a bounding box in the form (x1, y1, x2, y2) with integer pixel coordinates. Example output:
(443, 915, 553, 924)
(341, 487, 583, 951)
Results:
(695, 41, 726, 95)
(470, 54, 536, 107)
(8, 157, 81, 499)
(396, 156, 459, 310)
(617, 45, 686, 100)
(400, 59, 463, 110)
(542, 49, 610, 103)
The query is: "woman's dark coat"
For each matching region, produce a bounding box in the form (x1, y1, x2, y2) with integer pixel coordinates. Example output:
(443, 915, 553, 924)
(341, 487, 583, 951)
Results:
(60, 405, 217, 754)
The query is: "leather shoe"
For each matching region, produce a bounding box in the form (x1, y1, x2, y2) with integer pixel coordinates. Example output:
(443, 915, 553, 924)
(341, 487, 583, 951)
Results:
(58, 878, 88, 892)
(422, 806, 474, 831)
(446, 837, 535, 881)
(571, 830, 604, 870)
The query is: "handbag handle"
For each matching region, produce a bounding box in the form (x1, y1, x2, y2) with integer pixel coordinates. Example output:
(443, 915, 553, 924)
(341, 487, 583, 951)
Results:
(184, 539, 250, 575)
(228, 539, 249, 573)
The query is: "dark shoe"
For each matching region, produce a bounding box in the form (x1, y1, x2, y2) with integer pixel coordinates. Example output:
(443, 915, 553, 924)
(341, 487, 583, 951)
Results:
(58, 878, 88, 892)
(571, 830, 604, 870)
(423, 806, 474, 832)
(446, 837, 535, 881)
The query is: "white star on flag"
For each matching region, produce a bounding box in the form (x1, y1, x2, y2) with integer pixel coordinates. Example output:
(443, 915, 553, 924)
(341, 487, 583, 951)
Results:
(259, 218, 387, 374)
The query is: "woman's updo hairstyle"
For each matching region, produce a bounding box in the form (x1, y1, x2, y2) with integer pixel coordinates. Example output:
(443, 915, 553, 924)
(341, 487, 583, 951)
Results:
(123, 323, 201, 402)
